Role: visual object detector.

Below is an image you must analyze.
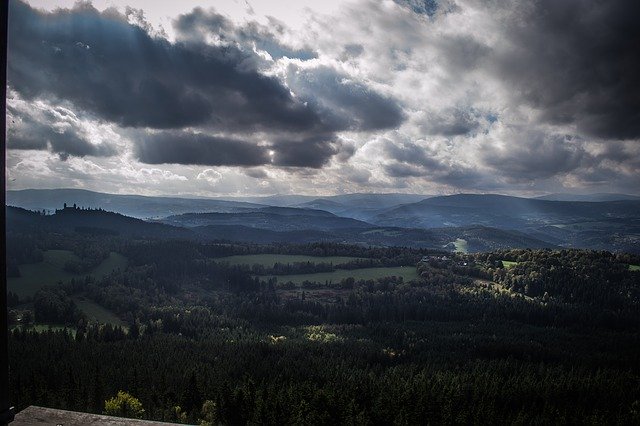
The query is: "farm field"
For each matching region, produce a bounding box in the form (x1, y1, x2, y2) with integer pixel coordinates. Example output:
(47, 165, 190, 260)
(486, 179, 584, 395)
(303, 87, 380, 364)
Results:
(501, 260, 518, 268)
(72, 296, 127, 327)
(91, 252, 128, 278)
(8, 250, 128, 298)
(268, 266, 419, 285)
(8, 250, 80, 298)
(217, 253, 367, 266)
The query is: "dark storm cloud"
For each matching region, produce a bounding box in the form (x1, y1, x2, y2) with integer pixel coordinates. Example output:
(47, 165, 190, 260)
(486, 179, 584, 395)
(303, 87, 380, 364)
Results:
(382, 138, 452, 179)
(492, 0, 640, 140)
(381, 137, 504, 188)
(384, 162, 425, 177)
(7, 103, 116, 160)
(135, 132, 269, 166)
(482, 131, 591, 181)
(418, 108, 482, 136)
(244, 168, 268, 179)
(8, 0, 321, 132)
(135, 132, 342, 168)
(271, 137, 340, 168)
(174, 8, 317, 60)
(8, 1, 405, 169)
(382, 139, 444, 169)
(286, 65, 405, 132)
(436, 34, 491, 71)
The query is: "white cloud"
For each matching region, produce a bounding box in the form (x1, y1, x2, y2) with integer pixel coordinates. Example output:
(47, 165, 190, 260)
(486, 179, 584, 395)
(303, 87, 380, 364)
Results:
(196, 169, 223, 184)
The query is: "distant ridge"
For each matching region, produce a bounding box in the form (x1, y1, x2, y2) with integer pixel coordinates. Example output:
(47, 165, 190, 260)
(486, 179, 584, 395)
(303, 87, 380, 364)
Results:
(535, 193, 640, 202)
(6, 189, 640, 253)
(6, 204, 556, 252)
(6, 188, 267, 219)
(6, 205, 191, 239)
(6, 189, 429, 221)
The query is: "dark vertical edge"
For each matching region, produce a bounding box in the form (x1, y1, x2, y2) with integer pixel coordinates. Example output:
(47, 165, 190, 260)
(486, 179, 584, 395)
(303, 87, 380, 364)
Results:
(0, 0, 13, 424)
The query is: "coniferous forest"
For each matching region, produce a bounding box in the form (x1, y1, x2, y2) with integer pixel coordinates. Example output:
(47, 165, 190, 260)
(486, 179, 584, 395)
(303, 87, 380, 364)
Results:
(6, 214, 640, 425)
(5, 0, 640, 423)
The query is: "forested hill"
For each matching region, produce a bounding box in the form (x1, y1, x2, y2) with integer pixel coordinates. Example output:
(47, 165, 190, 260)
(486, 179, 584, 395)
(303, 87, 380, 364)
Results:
(7, 205, 556, 251)
(7, 229, 640, 424)
(8, 189, 640, 253)
(6, 205, 191, 239)
(374, 194, 640, 228)
(6, 188, 266, 218)
(160, 207, 372, 231)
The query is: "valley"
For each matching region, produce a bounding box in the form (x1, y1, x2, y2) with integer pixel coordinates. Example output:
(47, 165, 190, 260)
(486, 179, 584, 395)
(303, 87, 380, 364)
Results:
(5, 192, 640, 424)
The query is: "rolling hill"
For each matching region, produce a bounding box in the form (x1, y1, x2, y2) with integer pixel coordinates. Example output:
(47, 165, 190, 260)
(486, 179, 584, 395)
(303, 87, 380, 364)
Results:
(7, 190, 639, 252)
(160, 207, 372, 232)
(6, 205, 192, 239)
(6, 188, 266, 219)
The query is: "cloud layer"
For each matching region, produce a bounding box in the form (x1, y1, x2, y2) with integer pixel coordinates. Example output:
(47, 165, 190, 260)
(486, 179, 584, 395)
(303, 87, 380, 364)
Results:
(6, 0, 640, 196)
(8, 0, 402, 168)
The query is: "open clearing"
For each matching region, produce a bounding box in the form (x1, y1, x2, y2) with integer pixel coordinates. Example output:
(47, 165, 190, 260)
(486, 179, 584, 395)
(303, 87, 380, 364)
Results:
(453, 238, 468, 253)
(8, 250, 128, 298)
(8, 250, 80, 298)
(217, 254, 367, 266)
(501, 260, 518, 268)
(91, 252, 128, 278)
(629, 264, 640, 271)
(72, 296, 127, 327)
(269, 266, 419, 285)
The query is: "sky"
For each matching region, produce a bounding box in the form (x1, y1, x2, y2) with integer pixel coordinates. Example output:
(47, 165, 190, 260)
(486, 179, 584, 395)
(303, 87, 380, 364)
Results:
(6, 0, 640, 197)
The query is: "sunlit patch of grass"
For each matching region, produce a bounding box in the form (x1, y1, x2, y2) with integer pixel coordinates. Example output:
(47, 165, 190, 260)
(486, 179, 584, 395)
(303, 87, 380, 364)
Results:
(305, 325, 342, 343)
(501, 260, 518, 268)
(267, 335, 287, 344)
(629, 264, 640, 271)
(453, 238, 468, 253)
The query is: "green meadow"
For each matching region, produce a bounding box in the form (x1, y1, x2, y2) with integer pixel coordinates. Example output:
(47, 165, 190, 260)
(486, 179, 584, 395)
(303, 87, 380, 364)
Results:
(8, 250, 128, 298)
(453, 238, 469, 253)
(72, 297, 127, 327)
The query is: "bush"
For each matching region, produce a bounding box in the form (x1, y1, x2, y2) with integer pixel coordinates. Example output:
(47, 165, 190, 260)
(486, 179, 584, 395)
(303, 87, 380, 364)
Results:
(104, 390, 145, 419)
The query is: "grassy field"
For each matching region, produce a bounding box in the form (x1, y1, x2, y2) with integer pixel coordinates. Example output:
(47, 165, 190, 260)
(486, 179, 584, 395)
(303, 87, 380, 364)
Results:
(217, 254, 367, 266)
(629, 264, 640, 271)
(269, 266, 419, 285)
(453, 238, 469, 253)
(72, 297, 127, 327)
(8, 250, 80, 298)
(92, 252, 128, 278)
(501, 260, 518, 268)
(8, 250, 128, 298)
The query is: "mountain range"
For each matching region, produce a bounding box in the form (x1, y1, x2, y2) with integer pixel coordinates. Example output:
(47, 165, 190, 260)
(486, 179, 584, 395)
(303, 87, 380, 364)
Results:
(6, 189, 640, 253)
